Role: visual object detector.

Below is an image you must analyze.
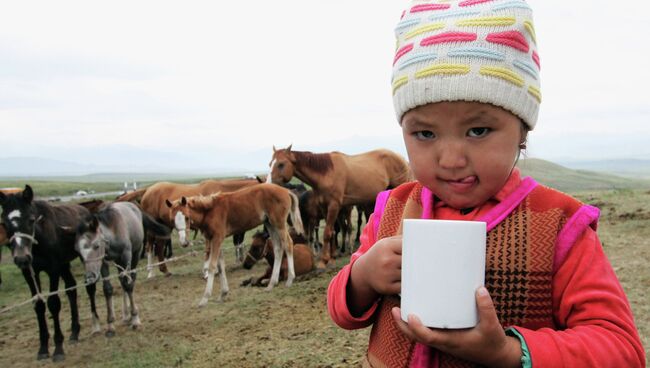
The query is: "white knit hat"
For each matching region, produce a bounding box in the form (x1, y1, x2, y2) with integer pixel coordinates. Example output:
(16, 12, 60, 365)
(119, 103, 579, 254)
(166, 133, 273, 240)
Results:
(392, 0, 541, 129)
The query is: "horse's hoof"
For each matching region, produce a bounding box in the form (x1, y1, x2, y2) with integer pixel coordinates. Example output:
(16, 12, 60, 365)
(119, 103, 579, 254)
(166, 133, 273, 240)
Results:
(105, 330, 116, 338)
(91, 328, 102, 336)
(164, 272, 173, 277)
(69, 334, 79, 343)
(52, 353, 65, 362)
(37, 352, 50, 360)
(197, 298, 209, 308)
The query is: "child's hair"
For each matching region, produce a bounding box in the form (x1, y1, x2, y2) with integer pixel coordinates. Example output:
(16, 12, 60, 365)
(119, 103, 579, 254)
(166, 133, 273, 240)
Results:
(391, 0, 541, 130)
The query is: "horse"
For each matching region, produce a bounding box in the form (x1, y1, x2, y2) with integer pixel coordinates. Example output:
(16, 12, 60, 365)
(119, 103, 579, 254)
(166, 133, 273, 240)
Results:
(115, 188, 147, 203)
(298, 189, 357, 256)
(268, 145, 411, 268)
(165, 183, 303, 307)
(0, 185, 91, 362)
(77, 199, 106, 213)
(123, 178, 259, 278)
(0, 188, 21, 286)
(242, 229, 314, 286)
(74, 201, 170, 336)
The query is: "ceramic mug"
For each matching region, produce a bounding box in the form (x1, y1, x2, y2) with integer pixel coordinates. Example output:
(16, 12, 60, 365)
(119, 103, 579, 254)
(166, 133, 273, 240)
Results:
(401, 219, 486, 328)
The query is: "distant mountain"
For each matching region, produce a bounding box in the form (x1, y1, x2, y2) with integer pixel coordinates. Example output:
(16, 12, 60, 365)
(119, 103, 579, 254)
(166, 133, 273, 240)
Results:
(517, 158, 649, 192)
(557, 159, 650, 179)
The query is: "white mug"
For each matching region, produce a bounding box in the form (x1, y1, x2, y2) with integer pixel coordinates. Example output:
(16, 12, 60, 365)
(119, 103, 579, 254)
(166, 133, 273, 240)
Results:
(401, 219, 486, 328)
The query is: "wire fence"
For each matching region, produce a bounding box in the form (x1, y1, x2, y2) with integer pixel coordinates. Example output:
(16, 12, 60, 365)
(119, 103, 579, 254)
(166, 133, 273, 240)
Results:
(0, 247, 203, 315)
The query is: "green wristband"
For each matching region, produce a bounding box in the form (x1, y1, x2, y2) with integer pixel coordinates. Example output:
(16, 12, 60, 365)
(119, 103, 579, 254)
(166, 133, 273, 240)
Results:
(505, 327, 532, 368)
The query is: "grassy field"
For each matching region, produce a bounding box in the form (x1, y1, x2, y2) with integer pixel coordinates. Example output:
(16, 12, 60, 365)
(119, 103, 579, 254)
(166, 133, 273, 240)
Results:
(0, 187, 648, 367)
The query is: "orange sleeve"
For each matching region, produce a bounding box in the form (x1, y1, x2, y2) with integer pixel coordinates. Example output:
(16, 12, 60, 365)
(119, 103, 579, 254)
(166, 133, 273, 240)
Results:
(513, 228, 645, 366)
(327, 213, 381, 329)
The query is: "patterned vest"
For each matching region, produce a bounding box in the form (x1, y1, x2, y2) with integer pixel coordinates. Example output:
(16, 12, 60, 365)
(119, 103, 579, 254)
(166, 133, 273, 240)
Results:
(364, 181, 595, 368)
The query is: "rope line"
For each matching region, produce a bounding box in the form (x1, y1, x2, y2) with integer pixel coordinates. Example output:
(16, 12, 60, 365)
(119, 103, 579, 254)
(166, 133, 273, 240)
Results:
(0, 248, 201, 315)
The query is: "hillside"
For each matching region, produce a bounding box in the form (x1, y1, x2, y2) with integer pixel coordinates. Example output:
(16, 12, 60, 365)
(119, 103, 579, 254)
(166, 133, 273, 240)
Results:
(517, 158, 650, 192)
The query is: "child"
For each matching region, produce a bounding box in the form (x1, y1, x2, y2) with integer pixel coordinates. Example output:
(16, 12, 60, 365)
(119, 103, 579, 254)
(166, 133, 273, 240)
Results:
(327, 1, 646, 367)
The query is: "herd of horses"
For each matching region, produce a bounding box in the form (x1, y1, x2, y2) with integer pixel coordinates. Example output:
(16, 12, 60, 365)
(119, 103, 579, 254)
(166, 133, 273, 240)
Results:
(0, 146, 412, 362)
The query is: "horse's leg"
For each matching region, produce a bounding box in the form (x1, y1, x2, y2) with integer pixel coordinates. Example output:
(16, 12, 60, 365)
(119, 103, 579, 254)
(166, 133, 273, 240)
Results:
(60, 264, 81, 342)
(355, 206, 363, 248)
(118, 270, 141, 329)
(282, 229, 295, 287)
(46, 273, 65, 362)
(198, 236, 217, 307)
(86, 282, 102, 335)
(233, 232, 245, 264)
(155, 238, 171, 276)
(146, 235, 154, 279)
(216, 246, 229, 302)
(319, 202, 341, 269)
(22, 268, 50, 360)
(100, 262, 116, 337)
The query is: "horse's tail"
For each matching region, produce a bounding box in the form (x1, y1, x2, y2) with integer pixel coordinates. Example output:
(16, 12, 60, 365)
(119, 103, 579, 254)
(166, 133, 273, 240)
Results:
(288, 191, 305, 236)
(116, 188, 147, 203)
(141, 211, 172, 239)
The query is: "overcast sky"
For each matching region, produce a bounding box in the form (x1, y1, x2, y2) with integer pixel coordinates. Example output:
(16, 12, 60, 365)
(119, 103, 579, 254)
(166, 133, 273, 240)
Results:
(1, 0, 649, 173)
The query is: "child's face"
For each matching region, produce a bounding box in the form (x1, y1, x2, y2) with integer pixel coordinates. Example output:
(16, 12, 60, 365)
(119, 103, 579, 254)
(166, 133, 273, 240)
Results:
(401, 101, 523, 210)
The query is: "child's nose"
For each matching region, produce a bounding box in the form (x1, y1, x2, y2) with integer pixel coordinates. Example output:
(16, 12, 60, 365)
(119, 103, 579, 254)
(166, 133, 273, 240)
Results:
(437, 141, 468, 169)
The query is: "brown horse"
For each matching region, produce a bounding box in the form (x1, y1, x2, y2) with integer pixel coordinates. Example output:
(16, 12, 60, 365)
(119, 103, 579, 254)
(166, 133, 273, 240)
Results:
(242, 230, 314, 286)
(166, 183, 303, 307)
(115, 188, 147, 203)
(268, 146, 411, 269)
(130, 178, 259, 278)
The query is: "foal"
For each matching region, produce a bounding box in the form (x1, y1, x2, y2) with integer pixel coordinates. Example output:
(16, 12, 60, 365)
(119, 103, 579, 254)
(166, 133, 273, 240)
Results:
(166, 183, 303, 307)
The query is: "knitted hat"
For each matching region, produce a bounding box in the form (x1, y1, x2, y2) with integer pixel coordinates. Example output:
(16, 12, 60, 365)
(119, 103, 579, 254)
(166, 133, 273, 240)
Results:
(392, 0, 541, 130)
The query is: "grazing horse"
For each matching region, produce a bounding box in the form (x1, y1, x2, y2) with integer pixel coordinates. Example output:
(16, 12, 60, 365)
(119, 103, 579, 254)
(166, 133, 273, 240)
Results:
(166, 183, 303, 307)
(0, 185, 91, 362)
(242, 230, 314, 286)
(74, 202, 169, 336)
(127, 178, 259, 278)
(269, 146, 411, 268)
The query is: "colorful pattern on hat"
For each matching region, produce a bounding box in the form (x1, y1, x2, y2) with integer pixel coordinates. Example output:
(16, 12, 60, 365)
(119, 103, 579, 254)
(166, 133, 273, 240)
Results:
(392, 0, 541, 129)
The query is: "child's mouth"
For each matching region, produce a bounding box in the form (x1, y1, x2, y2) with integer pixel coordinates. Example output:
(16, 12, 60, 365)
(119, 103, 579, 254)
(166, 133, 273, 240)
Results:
(444, 175, 477, 192)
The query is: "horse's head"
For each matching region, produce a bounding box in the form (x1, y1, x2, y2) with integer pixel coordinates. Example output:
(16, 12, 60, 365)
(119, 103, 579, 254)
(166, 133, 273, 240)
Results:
(0, 185, 40, 270)
(243, 231, 270, 269)
(74, 215, 105, 284)
(165, 197, 192, 247)
(268, 145, 296, 185)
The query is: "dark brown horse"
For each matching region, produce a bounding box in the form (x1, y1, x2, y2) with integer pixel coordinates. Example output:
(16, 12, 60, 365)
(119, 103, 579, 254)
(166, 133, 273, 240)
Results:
(268, 146, 411, 268)
(0, 186, 91, 361)
(166, 183, 303, 306)
(242, 230, 314, 286)
(127, 178, 259, 278)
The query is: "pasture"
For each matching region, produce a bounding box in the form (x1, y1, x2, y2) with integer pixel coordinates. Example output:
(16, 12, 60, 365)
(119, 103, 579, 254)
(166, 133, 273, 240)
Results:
(0, 188, 649, 367)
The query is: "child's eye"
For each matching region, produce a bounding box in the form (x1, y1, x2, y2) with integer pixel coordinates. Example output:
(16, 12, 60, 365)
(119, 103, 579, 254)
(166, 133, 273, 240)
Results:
(467, 127, 490, 138)
(414, 131, 435, 140)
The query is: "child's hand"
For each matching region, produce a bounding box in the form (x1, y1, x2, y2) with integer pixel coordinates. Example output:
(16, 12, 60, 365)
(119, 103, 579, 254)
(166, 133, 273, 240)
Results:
(390, 287, 522, 368)
(347, 235, 402, 315)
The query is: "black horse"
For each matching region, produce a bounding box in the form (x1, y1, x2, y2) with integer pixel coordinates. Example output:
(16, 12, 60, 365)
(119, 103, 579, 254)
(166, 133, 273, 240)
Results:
(0, 185, 90, 362)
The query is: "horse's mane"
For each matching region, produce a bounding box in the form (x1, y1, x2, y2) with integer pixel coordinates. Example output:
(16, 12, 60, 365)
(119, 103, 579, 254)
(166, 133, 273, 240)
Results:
(95, 206, 120, 226)
(292, 151, 333, 174)
(188, 193, 220, 211)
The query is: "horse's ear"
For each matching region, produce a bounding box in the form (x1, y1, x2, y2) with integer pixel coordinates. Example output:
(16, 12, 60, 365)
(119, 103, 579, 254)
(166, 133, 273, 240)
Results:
(255, 175, 264, 183)
(287, 144, 292, 152)
(0, 191, 6, 205)
(23, 185, 34, 203)
(165, 199, 173, 208)
(181, 197, 187, 206)
(272, 145, 277, 152)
